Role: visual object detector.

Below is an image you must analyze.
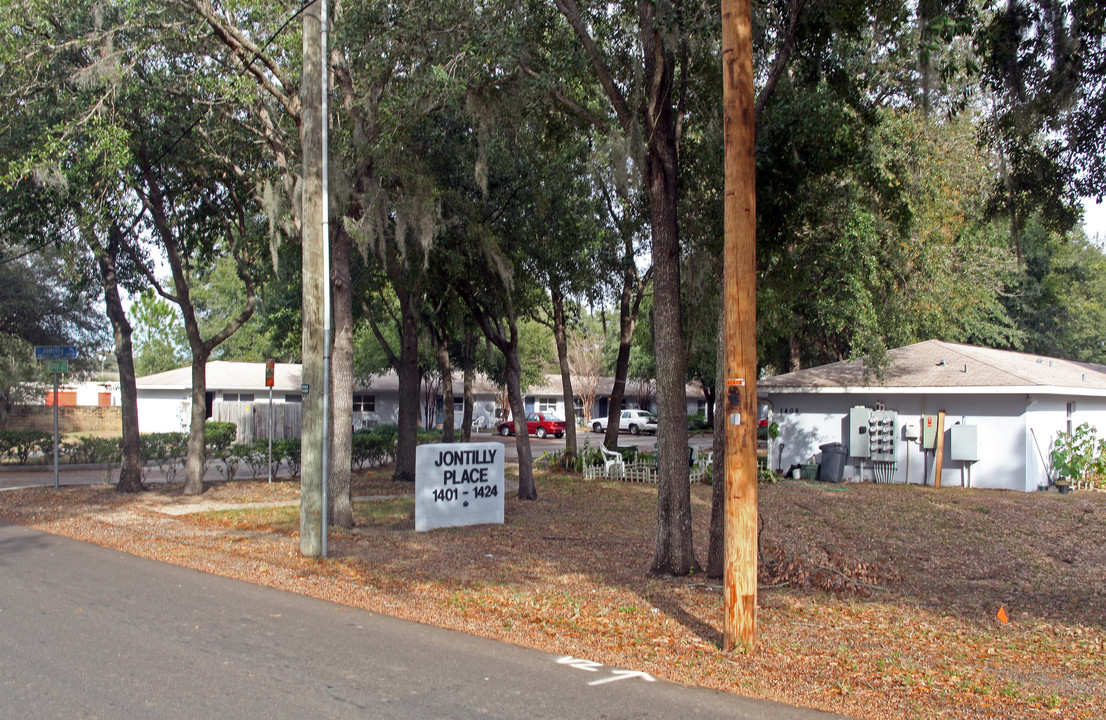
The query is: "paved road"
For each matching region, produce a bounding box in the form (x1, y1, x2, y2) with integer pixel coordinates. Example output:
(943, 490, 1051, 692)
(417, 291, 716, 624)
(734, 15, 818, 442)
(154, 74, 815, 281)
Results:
(0, 432, 717, 491)
(0, 523, 850, 719)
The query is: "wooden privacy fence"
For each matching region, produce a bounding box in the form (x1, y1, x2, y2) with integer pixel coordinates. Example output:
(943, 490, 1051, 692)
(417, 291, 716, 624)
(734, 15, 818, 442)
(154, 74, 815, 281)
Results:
(213, 402, 302, 444)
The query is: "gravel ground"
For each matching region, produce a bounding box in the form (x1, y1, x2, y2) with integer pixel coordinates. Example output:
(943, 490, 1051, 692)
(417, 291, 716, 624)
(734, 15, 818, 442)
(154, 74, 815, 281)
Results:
(1, 468, 1104, 720)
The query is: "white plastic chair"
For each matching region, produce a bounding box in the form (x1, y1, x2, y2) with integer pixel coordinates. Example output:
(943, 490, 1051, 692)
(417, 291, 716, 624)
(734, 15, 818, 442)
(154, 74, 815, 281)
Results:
(599, 445, 625, 478)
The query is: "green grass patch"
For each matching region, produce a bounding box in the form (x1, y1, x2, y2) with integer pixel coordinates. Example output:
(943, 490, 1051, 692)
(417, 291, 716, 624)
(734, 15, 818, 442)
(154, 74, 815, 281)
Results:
(353, 497, 414, 525)
(204, 505, 299, 532)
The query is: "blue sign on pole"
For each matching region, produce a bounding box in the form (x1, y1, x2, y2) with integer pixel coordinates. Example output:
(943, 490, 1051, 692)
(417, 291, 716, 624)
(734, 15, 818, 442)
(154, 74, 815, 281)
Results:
(34, 346, 77, 360)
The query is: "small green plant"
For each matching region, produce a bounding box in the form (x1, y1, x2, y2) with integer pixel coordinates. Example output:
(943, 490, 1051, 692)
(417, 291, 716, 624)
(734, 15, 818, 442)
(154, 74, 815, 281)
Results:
(758, 458, 778, 483)
(535, 449, 583, 473)
(687, 412, 710, 432)
(578, 442, 606, 471)
(757, 421, 780, 441)
(1049, 423, 1106, 490)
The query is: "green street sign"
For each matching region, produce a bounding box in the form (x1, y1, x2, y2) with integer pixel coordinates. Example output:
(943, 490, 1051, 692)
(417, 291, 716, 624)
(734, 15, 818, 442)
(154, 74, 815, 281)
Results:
(44, 359, 68, 373)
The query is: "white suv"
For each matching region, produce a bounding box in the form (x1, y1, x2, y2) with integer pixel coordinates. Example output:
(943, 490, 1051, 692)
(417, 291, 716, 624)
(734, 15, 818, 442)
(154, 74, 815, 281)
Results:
(589, 409, 658, 435)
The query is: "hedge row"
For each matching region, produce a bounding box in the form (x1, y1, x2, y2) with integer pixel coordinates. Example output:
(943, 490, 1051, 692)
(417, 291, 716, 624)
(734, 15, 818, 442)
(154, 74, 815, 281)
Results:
(0, 423, 409, 480)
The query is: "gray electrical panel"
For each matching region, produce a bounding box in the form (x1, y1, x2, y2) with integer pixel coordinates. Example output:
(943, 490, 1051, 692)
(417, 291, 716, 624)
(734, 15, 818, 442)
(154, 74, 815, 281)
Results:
(868, 409, 898, 461)
(849, 407, 898, 460)
(848, 406, 870, 457)
(950, 425, 979, 462)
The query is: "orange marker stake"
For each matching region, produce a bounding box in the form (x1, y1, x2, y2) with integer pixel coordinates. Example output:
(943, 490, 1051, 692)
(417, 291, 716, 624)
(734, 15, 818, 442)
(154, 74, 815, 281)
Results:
(996, 606, 1009, 624)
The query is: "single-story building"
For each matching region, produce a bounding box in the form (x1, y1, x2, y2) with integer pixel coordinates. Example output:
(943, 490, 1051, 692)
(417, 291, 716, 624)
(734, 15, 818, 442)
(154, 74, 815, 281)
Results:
(135, 362, 500, 439)
(41, 380, 120, 407)
(757, 340, 1106, 492)
(136, 362, 708, 440)
(521, 375, 708, 425)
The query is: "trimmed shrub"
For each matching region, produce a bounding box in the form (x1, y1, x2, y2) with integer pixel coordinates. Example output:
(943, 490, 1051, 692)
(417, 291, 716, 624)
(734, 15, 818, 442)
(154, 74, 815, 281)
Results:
(205, 421, 237, 451)
(0, 430, 54, 465)
(140, 433, 187, 483)
(351, 426, 397, 469)
(275, 438, 301, 478)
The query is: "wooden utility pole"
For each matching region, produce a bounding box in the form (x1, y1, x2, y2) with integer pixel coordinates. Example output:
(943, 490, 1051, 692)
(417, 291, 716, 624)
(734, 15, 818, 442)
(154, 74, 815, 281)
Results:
(721, 0, 758, 651)
(933, 410, 946, 488)
(299, 0, 324, 557)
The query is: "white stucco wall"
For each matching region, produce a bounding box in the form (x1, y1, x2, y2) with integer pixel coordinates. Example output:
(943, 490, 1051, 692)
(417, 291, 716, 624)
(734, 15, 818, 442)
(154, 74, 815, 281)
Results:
(136, 390, 192, 433)
(1026, 394, 1106, 491)
(761, 390, 1085, 492)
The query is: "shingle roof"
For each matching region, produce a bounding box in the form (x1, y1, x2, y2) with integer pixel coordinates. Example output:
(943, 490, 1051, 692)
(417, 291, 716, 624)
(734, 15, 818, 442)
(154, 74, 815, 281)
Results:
(758, 340, 1106, 395)
(525, 374, 705, 397)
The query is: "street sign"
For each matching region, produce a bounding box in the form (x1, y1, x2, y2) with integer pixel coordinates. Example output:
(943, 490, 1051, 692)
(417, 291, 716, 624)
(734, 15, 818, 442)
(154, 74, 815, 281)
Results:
(43, 359, 68, 373)
(265, 358, 275, 387)
(35, 346, 77, 360)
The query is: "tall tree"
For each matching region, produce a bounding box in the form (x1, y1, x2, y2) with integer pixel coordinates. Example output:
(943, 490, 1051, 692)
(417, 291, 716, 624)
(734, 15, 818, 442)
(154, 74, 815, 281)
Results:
(0, 0, 162, 492)
(548, 0, 712, 575)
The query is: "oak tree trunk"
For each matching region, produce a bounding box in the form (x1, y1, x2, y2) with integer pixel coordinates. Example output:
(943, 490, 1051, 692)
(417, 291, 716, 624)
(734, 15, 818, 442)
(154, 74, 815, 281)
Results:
(182, 353, 210, 495)
(393, 287, 420, 483)
(644, 11, 697, 576)
(329, 226, 354, 528)
(504, 348, 537, 500)
(551, 290, 577, 457)
(93, 233, 143, 493)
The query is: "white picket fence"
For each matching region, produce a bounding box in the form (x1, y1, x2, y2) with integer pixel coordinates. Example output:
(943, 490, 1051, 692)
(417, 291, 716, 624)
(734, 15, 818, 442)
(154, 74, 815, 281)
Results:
(584, 457, 711, 484)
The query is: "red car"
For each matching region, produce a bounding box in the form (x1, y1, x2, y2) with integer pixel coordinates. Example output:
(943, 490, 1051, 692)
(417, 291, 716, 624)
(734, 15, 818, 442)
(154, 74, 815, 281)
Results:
(497, 412, 566, 439)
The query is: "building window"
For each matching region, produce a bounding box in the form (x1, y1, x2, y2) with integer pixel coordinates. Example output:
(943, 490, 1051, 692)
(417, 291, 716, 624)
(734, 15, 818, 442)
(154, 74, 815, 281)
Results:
(537, 397, 558, 413)
(239, 393, 254, 402)
(353, 394, 375, 412)
(285, 394, 302, 403)
(224, 392, 238, 402)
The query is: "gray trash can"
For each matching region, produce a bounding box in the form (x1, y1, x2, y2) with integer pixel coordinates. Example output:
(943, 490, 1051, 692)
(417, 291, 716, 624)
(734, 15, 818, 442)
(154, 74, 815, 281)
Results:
(818, 442, 848, 483)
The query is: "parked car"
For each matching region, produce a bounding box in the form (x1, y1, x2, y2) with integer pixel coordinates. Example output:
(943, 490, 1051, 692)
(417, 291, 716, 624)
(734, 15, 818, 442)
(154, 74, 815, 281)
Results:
(588, 409, 658, 435)
(497, 412, 567, 439)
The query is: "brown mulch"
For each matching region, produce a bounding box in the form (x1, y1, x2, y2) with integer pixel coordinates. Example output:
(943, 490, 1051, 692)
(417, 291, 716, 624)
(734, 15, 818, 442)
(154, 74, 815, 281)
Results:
(1, 471, 1104, 720)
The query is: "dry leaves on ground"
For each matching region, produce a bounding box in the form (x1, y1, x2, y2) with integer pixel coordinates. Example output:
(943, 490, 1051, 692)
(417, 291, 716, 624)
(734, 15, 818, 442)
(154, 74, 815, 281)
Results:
(1, 471, 1104, 720)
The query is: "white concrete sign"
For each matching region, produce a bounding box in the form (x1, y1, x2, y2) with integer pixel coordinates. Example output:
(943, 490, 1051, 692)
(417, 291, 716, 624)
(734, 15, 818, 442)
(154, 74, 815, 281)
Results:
(415, 443, 504, 532)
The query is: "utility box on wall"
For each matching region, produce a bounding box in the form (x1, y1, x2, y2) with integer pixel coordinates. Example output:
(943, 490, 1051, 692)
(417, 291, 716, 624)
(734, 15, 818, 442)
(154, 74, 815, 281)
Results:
(849, 406, 870, 457)
(950, 425, 979, 462)
(922, 415, 939, 449)
(849, 406, 898, 460)
(868, 409, 898, 461)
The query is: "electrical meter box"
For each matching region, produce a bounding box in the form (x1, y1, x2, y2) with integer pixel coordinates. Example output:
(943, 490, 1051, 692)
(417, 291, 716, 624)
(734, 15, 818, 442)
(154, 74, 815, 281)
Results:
(950, 425, 979, 462)
(921, 415, 939, 449)
(849, 406, 870, 457)
(868, 409, 898, 461)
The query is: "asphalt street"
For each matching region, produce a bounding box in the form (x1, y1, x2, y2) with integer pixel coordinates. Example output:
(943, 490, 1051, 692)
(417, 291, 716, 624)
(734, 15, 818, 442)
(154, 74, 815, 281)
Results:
(0, 522, 851, 719)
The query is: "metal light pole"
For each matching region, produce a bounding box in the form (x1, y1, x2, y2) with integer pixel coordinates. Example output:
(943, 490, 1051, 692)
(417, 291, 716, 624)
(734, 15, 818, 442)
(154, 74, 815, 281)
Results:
(320, 0, 331, 559)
